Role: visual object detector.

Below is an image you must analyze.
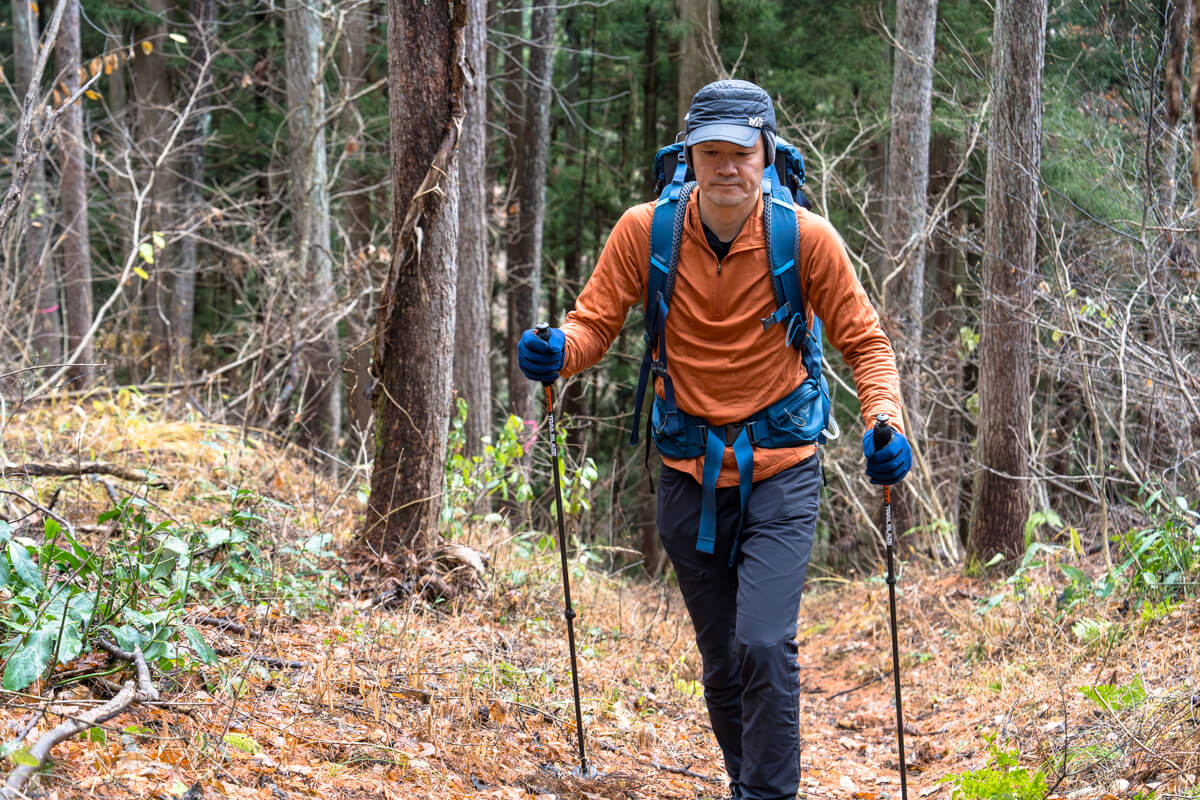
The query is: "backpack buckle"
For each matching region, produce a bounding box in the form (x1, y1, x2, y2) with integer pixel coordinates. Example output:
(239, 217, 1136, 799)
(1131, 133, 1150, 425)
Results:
(722, 422, 745, 446)
(650, 359, 668, 376)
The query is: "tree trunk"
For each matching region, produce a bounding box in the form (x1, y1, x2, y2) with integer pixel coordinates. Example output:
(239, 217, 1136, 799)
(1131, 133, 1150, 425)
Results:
(967, 0, 1047, 570)
(882, 0, 936, 440)
(453, 0, 493, 458)
(361, 0, 467, 557)
(559, 5, 591, 452)
(927, 131, 966, 548)
(174, 0, 216, 381)
(638, 3, 667, 575)
(13, 0, 60, 364)
(105, 29, 138, 380)
(56, 0, 93, 387)
(504, 0, 556, 424)
(675, 0, 719, 125)
(881, 0, 937, 540)
(502, 0, 526, 420)
(285, 0, 343, 456)
(340, 0, 377, 457)
(132, 0, 177, 377)
(642, 3, 660, 197)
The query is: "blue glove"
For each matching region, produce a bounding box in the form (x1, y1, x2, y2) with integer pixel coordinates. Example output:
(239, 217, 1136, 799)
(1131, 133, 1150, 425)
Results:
(862, 424, 912, 485)
(517, 326, 565, 384)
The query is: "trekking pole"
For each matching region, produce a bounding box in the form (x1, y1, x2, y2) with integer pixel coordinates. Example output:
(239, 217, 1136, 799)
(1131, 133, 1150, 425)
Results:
(535, 322, 590, 777)
(874, 413, 908, 800)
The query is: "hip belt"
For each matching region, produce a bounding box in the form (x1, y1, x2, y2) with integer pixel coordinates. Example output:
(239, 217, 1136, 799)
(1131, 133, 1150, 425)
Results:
(651, 376, 833, 558)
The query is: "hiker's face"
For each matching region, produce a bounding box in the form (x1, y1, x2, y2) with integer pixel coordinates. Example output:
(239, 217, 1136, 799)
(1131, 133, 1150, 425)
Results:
(691, 137, 766, 210)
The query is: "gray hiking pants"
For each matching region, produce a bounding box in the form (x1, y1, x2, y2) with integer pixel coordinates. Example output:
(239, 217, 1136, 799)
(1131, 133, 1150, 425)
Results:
(657, 455, 821, 800)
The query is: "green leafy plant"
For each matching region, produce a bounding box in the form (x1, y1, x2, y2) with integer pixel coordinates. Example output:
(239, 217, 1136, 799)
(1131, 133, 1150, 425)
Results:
(185, 486, 341, 615)
(442, 399, 599, 535)
(977, 542, 1063, 615)
(1070, 616, 1122, 647)
(1057, 564, 1116, 616)
(1025, 507, 1064, 548)
(0, 507, 194, 690)
(1114, 489, 1200, 605)
(0, 486, 341, 691)
(941, 736, 1048, 800)
(1081, 677, 1146, 712)
(443, 401, 534, 533)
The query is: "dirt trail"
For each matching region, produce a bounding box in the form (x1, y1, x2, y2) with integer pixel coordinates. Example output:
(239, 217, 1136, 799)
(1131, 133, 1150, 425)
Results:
(8, 553, 1199, 800)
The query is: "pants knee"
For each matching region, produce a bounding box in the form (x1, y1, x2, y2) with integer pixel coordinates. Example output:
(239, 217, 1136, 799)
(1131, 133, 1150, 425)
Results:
(735, 637, 798, 691)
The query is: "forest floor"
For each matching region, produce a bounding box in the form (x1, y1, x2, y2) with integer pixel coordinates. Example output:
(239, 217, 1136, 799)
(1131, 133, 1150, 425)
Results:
(1, 396, 1198, 800)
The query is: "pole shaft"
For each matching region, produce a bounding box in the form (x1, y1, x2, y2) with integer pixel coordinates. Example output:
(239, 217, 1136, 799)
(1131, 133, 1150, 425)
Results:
(544, 384, 588, 774)
(884, 484, 908, 800)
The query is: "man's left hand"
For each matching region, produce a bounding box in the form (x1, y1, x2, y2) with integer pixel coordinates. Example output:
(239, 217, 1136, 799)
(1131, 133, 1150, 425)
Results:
(862, 425, 912, 485)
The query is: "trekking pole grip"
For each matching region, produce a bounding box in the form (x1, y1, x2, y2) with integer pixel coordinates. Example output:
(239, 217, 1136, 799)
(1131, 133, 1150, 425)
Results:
(873, 412, 894, 450)
(534, 323, 555, 388)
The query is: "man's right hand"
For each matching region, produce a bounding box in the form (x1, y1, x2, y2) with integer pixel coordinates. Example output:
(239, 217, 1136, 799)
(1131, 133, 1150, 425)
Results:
(517, 326, 565, 384)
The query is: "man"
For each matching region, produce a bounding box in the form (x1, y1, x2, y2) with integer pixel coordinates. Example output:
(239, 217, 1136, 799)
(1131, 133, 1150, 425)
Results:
(517, 80, 912, 800)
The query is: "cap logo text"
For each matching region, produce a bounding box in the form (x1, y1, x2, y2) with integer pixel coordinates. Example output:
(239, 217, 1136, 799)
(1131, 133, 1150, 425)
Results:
(748, 116, 764, 128)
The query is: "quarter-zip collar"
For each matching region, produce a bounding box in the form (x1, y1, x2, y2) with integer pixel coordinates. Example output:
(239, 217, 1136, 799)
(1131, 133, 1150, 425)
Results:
(685, 189, 766, 268)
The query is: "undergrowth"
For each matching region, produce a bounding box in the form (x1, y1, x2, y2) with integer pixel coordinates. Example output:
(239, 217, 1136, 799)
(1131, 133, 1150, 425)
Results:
(944, 486, 1200, 798)
(0, 485, 342, 694)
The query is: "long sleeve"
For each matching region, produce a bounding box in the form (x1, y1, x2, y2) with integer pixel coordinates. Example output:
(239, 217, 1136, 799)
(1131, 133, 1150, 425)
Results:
(558, 202, 654, 378)
(798, 209, 905, 433)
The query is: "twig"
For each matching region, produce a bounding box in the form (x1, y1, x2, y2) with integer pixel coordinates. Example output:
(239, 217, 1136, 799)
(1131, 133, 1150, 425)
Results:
(593, 739, 723, 784)
(95, 478, 121, 507)
(0, 0, 68, 238)
(2, 647, 157, 799)
(1, 459, 169, 489)
(96, 637, 136, 663)
(828, 673, 884, 700)
(191, 615, 262, 638)
(249, 655, 305, 670)
(0, 489, 73, 534)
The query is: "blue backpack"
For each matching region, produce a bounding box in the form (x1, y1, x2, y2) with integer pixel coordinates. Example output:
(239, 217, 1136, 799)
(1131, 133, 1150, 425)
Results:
(630, 137, 835, 557)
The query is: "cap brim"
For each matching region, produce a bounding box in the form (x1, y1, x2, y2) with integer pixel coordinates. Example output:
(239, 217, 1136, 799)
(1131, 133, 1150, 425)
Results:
(685, 123, 761, 148)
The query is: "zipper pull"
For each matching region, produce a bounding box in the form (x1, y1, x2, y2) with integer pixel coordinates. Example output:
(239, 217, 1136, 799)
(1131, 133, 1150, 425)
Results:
(717, 260, 722, 276)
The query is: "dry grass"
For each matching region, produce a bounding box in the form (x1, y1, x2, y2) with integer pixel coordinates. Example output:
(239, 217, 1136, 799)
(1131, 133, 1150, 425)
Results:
(0, 397, 1197, 799)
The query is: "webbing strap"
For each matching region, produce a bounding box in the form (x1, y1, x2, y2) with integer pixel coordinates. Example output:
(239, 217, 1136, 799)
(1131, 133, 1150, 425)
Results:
(630, 348, 653, 446)
(729, 427, 755, 565)
(694, 426, 756, 560)
(697, 429, 725, 555)
(631, 289, 673, 446)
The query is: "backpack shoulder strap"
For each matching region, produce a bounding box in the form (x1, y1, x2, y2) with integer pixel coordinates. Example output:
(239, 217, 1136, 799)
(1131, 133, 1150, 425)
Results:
(631, 151, 694, 446)
(760, 167, 823, 383)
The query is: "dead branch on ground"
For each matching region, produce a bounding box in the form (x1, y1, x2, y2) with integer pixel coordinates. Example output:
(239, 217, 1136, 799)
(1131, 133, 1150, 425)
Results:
(1, 646, 158, 799)
(1, 459, 169, 489)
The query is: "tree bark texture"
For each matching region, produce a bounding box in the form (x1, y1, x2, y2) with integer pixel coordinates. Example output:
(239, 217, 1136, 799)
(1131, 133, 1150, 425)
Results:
(340, 0, 377, 453)
(132, 0, 178, 377)
(927, 131, 966, 546)
(642, 3, 660, 197)
(55, 0, 94, 387)
(882, 0, 936, 441)
(1190, 0, 1200, 199)
(675, 0, 719, 127)
(504, 0, 556, 424)
(174, 0, 216, 380)
(558, 5, 590, 451)
(453, 0, 493, 458)
(363, 0, 467, 557)
(967, 0, 1047, 568)
(285, 0, 343, 455)
(502, 0, 526, 421)
(12, 0, 60, 364)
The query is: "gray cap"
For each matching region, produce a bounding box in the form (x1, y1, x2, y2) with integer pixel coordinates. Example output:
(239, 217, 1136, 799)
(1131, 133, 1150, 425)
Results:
(684, 80, 777, 150)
